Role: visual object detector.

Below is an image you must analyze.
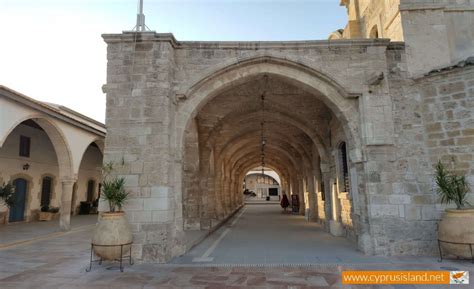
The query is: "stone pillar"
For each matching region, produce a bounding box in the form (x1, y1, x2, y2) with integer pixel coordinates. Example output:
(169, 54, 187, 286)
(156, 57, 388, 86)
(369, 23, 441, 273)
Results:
(329, 178, 344, 237)
(307, 174, 317, 221)
(222, 174, 230, 215)
(321, 169, 331, 232)
(213, 170, 225, 220)
(298, 177, 305, 216)
(102, 33, 184, 262)
(290, 175, 297, 209)
(59, 180, 75, 231)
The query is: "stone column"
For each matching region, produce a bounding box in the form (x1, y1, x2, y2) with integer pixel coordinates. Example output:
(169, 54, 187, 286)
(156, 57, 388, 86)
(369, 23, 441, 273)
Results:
(59, 180, 75, 231)
(329, 178, 345, 237)
(307, 174, 317, 221)
(298, 177, 305, 215)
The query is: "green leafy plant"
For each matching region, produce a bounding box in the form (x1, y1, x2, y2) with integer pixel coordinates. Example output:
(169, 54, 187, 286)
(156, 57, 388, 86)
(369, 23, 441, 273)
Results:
(100, 162, 129, 212)
(435, 160, 471, 209)
(0, 182, 15, 209)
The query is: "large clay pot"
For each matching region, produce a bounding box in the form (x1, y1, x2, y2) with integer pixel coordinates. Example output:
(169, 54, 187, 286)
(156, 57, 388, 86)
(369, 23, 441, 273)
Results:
(92, 212, 133, 260)
(438, 208, 474, 258)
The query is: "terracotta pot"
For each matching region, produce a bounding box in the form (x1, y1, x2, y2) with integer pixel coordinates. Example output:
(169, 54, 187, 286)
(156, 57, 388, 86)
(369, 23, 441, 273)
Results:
(438, 208, 474, 258)
(92, 212, 133, 260)
(38, 212, 54, 221)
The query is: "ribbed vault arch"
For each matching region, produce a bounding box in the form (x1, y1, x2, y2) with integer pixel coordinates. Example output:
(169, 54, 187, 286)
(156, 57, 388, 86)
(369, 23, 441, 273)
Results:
(179, 56, 360, 241)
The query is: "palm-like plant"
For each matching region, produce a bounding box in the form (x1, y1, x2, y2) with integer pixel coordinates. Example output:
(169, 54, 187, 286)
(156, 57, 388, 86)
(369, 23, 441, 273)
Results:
(435, 160, 470, 209)
(0, 182, 15, 208)
(100, 162, 129, 212)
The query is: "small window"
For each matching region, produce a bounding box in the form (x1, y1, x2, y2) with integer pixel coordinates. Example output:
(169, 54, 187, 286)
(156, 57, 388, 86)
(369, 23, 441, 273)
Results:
(370, 25, 379, 39)
(321, 181, 326, 201)
(339, 142, 350, 193)
(19, 136, 31, 157)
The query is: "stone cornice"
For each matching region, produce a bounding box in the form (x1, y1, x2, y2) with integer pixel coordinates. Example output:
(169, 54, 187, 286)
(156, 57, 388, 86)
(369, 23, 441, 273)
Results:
(102, 32, 180, 46)
(400, 3, 474, 12)
(102, 32, 396, 49)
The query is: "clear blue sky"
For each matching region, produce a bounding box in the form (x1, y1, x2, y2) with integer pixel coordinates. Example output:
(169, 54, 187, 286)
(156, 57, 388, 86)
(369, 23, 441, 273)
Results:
(0, 0, 347, 121)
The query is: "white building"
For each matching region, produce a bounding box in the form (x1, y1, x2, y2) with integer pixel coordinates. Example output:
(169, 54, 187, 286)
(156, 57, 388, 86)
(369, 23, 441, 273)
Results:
(0, 86, 105, 230)
(244, 167, 281, 201)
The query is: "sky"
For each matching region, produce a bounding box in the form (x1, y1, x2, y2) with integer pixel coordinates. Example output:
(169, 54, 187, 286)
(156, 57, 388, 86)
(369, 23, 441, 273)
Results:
(0, 0, 347, 122)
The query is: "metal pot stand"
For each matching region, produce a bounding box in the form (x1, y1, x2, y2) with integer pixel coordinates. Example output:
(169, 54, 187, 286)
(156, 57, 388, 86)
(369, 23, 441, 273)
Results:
(86, 242, 134, 272)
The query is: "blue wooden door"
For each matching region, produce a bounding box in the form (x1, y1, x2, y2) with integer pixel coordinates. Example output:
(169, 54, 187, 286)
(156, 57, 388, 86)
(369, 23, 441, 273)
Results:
(9, 178, 27, 222)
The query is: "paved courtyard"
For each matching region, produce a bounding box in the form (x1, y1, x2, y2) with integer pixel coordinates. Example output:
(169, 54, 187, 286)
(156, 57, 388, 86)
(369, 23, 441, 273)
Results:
(174, 204, 390, 265)
(0, 206, 472, 288)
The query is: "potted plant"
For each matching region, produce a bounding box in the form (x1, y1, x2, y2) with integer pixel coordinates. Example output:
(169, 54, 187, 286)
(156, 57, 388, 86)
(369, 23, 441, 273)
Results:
(92, 162, 133, 261)
(38, 206, 60, 221)
(436, 160, 473, 258)
(0, 182, 15, 224)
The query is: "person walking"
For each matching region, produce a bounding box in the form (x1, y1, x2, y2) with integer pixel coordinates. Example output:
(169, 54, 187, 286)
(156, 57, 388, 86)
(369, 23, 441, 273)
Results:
(280, 193, 289, 212)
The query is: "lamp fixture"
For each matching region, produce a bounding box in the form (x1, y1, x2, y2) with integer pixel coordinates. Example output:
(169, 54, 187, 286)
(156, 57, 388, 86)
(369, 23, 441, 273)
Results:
(22, 163, 30, 170)
(260, 75, 268, 177)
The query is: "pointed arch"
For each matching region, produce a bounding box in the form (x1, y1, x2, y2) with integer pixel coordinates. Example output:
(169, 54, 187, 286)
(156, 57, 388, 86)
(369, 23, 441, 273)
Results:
(176, 56, 362, 163)
(1, 115, 74, 180)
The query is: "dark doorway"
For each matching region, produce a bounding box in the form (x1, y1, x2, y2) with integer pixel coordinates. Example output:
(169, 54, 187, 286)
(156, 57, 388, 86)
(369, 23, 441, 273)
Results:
(40, 177, 52, 207)
(269, 188, 278, 196)
(87, 180, 95, 202)
(9, 178, 27, 222)
(71, 182, 78, 215)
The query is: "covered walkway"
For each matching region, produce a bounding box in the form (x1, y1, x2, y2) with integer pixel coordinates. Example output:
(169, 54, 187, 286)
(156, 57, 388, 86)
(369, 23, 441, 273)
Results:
(174, 204, 388, 265)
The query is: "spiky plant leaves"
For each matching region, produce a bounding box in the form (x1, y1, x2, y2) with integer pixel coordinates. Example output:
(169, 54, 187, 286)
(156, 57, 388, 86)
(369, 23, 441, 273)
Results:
(101, 177, 128, 212)
(435, 160, 470, 209)
(0, 182, 15, 209)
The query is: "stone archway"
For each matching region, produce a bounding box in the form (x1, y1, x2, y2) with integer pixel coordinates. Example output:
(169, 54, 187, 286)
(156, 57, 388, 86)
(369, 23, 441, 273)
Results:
(176, 56, 362, 156)
(0, 115, 74, 180)
(176, 56, 366, 253)
(0, 116, 76, 230)
(74, 140, 104, 215)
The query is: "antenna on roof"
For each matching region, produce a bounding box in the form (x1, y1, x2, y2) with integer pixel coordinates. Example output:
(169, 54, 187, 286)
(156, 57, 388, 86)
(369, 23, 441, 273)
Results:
(132, 0, 151, 32)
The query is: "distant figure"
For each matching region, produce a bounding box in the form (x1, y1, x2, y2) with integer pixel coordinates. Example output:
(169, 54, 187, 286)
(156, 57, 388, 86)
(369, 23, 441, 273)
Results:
(280, 194, 289, 212)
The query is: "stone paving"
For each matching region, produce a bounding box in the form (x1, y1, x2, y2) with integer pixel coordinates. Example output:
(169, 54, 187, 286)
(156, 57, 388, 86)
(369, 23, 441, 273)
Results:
(0, 215, 97, 247)
(174, 204, 390, 265)
(0, 206, 472, 288)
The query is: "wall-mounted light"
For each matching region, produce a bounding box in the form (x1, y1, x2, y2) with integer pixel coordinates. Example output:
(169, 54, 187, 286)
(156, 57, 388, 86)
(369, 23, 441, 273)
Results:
(22, 163, 30, 170)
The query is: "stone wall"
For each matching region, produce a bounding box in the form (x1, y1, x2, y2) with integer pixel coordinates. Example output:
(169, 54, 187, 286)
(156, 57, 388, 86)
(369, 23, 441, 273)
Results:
(340, 0, 474, 77)
(400, 0, 474, 76)
(418, 66, 474, 202)
(102, 34, 394, 261)
(365, 43, 474, 256)
(339, 0, 403, 41)
(102, 30, 474, 262)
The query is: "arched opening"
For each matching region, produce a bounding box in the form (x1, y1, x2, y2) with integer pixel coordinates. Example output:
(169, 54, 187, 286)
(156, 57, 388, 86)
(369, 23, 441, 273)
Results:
(0, 119, 69, 223)
(75, 141, 103, 215)
(338, 142, 349, 193)
(178, 58, 363, 247)
(369, 25, 379, 39)
(244, 167, 281, 201)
